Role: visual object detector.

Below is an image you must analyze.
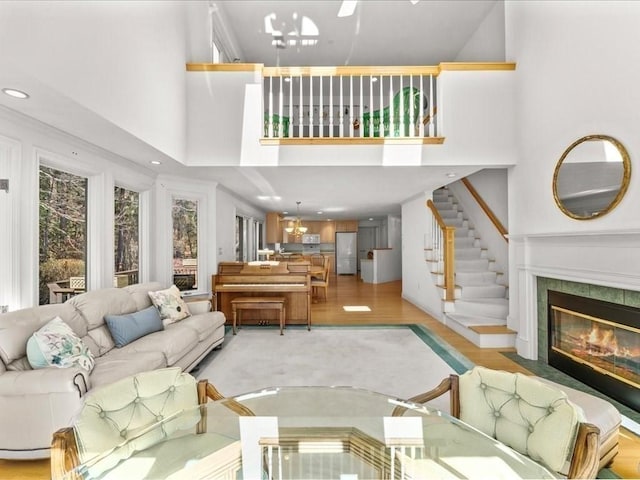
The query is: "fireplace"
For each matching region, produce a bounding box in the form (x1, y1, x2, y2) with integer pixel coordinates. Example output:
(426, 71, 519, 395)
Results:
(547, 291, 640, 412)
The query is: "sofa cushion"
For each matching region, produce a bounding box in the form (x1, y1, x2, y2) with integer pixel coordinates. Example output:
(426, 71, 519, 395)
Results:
(105, 306, 164, 348)
(90, 350, 167, 390)
(26, 317, 95, 372)
(148, 285, 191, 325)
(68, 288, 140, 330)
(117, 326, 199, 366)
(179, 311, 226, 342)
(124, 282, 163, 312)
(0, 303, 85, 365)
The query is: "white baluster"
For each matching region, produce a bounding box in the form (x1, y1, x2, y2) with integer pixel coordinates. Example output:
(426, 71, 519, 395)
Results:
(409, 75, 414, 137)
(329, 76, 334, 138)
(369, 76, 373, 138)
(309, 75, 314, 139)
(419, 75, 425, 138)
(298, 74, 303, 138)
(349, 75, 354, 137)
(379, 74, 384, 137)
(339, 76, 344, 138)
(288, 75, 293, 138)
(388, 76, 394, 137)
(319, 75, 323, 138)
(399, 74, 405, 137)
(268, 76, 274, 138)
(278, 76, 283, 138)
(429, 74, 435, 137)
(358, 74, 363, 138)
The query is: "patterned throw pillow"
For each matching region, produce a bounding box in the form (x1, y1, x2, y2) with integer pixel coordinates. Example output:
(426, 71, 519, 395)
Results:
(26, 316, 95, 372)
(148, 285, 191, 325)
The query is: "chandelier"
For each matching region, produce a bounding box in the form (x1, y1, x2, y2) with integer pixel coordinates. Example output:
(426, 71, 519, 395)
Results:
(285, 201, 308, 237)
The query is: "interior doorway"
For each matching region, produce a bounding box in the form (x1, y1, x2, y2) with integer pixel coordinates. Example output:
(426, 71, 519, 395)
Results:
(357, 226, 376, 272)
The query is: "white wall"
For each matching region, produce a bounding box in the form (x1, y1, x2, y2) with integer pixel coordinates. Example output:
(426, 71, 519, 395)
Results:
(505, 1, 640, 358)
(401, 194, 443, 320)
(216, 188, 266, 265)
(0, 1, 189, 163)
(456, 1, 506, 62)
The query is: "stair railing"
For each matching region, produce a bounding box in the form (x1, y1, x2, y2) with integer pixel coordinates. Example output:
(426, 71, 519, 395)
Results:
(461, 177, 508, 242)
(427, 199, 456, 301)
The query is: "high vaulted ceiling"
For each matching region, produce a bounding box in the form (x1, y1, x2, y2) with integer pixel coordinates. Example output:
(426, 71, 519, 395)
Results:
(214, 0, 498, 67)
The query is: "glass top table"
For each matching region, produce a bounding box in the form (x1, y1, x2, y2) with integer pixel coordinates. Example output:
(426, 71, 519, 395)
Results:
(67, 386, 558, 480)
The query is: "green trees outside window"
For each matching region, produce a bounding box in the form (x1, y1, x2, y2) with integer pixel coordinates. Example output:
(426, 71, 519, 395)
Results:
(39, 166, 87, 305)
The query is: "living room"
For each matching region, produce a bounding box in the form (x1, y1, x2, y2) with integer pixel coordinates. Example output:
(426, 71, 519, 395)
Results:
(0, 0, 639, 478)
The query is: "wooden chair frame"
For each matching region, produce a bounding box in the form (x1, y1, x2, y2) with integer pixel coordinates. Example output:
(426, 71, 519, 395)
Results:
(51, 379, 250, 480)
(393, 374, 600, 479)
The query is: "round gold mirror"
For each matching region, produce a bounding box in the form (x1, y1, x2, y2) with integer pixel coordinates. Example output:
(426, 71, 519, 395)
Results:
(553, 135, 631, 220)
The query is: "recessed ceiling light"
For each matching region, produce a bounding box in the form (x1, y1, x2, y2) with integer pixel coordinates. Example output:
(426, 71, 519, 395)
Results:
(283, 211, 289, 215)
(446, 172, 457, 178)
(150, 160, 162, 165)
(369, 218, 374, 221)
(2, 88, 29, 99)
(317, 211, 323, 215)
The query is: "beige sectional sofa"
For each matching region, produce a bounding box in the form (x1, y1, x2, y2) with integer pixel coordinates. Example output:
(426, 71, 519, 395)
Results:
(0, 282, 226, 459)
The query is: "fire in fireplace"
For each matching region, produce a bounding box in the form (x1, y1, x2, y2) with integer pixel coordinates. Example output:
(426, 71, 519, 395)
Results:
(548, 291, 639, 412)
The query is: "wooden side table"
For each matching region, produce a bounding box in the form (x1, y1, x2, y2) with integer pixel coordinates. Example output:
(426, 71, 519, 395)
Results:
(230, 297, 286, 335)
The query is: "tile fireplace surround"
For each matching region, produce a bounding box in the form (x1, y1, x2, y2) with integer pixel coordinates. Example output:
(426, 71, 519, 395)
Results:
(536, 277, 640, 362)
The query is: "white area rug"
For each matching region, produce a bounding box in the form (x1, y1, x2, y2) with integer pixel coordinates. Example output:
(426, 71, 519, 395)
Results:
(193, 326, 459, 411)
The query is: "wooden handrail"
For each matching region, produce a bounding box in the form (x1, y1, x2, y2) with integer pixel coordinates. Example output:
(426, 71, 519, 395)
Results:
(461, 177, 508, 243)
(426, 200, 456, 302)
(426, 199, 446, 229)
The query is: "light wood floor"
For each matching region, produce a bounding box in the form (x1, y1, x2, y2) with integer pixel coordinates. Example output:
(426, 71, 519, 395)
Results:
(2, 275, 638, 479)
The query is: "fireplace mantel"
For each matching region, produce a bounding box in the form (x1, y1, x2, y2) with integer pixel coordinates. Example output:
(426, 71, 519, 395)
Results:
(509, 230, 640, 359)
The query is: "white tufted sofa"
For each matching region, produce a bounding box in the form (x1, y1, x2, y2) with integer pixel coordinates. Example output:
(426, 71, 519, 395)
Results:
(401, 366, 601, 479)
(0, 282, 226, 459)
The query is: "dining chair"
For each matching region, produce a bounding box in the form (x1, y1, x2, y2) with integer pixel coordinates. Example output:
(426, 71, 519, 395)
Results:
(311, 261, 330, 301)
(50, 368, 252, 480)
(310, 254, 325, 267)
(393, 366, 600, 479)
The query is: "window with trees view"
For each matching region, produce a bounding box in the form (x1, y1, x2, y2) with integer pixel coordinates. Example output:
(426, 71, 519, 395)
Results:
(39, 166, 87, 305)
(172, 198, 198, 291)
(114, 186, 139, 287)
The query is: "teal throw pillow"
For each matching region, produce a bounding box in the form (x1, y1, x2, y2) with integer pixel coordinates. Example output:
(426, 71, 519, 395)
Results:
(105, 305, 164, 348)
(26, 316, 95, 372)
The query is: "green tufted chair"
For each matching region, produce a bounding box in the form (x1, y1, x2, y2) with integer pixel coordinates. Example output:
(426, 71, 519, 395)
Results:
(50, 367, 245, 480)
(399, 366, 600, 479)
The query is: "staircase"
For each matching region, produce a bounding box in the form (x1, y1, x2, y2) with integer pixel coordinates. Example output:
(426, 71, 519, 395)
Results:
(428, 188, 515, 348)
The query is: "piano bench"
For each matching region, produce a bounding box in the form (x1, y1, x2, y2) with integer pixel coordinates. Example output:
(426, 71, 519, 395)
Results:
(231, 297, 287, 335)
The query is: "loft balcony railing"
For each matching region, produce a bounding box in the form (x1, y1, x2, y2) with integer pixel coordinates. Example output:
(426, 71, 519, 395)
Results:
(262, 66, 439, 142)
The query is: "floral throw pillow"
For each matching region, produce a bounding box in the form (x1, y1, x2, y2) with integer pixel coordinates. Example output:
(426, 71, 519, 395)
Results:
(148, 285, 191, 325)
(26, 316, 95, 372)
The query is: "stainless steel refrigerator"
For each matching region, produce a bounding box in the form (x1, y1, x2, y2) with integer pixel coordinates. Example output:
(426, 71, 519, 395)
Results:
(335, 232, 358, 274)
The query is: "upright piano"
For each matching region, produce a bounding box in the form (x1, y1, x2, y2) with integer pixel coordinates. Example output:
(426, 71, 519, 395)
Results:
(212, 261, 311, 329)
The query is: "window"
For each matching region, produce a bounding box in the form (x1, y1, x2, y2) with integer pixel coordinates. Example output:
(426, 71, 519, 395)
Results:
(235, 215, 246, 262)
(39, 166, 87, 305)
(114, 186, 139, 287)
(172, 198, 198, 291)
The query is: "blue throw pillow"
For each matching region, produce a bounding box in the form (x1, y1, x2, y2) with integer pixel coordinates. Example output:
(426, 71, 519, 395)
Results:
(105, 306, 163, 348)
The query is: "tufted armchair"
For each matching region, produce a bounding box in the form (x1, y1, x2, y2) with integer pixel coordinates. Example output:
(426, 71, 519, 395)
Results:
(50, 367, 240, 480)
(399, 367, 600, 479)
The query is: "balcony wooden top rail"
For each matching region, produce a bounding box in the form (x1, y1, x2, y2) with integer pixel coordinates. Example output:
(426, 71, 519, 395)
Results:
(186, 62, 516, 76)
(461, 178, 508, 242)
